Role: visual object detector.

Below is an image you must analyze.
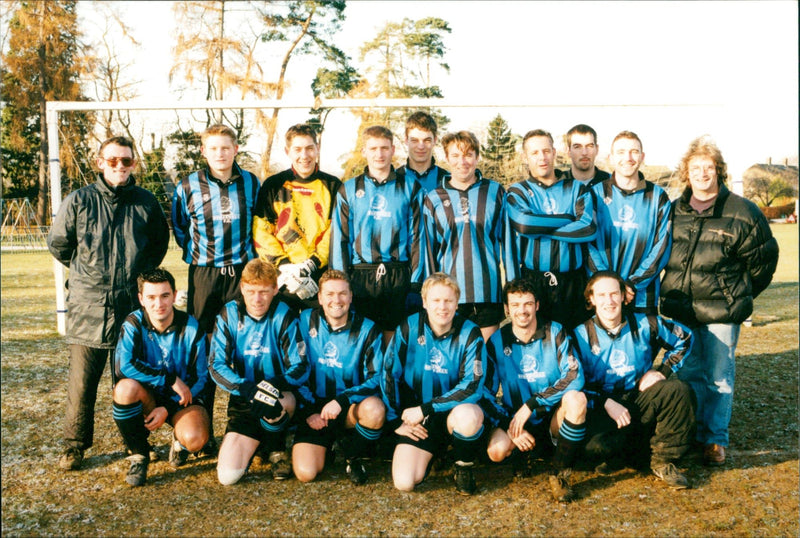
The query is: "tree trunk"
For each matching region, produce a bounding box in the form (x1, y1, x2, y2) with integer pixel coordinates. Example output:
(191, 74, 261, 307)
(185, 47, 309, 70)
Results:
(36, 7, 48, 224)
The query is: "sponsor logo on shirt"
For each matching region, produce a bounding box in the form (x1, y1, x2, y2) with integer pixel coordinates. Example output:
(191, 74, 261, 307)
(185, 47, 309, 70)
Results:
(319, 341, 343, 368)
(519, 353, 546, 381)
(368, 195, 391, 219)
(543, 196, 558, 215)
(424, 347, 448, 375)
(606, 349, 634, 376)
(613, 205, 639, 231)
(244, 332, 269, 357)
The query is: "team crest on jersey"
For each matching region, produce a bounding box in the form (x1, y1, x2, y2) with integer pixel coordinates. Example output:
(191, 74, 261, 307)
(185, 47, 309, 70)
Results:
(443, 199, 451, 208)
(309, 328, 318, 338)
(320, 341, 343, 368)
(567, 353, 578, 370)
(203, 193, 211, 203)
(424, 347, 448, 374)
(417, 335, 426, 346)
(368, 195, 391, 219)
(356, 189, 365, 198)
(543, 196, 558, 215)
(591, 344, 601, 355)
(503, 346, 512, 356)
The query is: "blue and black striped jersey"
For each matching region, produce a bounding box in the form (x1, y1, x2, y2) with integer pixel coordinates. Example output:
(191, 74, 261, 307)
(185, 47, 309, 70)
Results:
(483, 321, 584, 427)
(298, 308, 383, 406)
(573, 311, 692, 407)
(172, 163, 260, 267)
(587, 174, 672, 310)
(382, 312, 486, 422)
(115, 309, 208, 403)
(397, 159, 449, 194)
(208, 298, 311, 402)
(423, 172, 506, 304)
(504, 172, 596, 278)
(329, 167, 424, 283)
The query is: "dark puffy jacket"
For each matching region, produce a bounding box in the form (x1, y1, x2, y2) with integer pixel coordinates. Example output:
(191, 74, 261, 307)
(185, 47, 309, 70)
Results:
(48, 174, 170, 348)
(660, 184, 778, 326)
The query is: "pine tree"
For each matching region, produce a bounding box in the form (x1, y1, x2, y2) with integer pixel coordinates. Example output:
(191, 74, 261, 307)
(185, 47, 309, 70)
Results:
(482, 114, 519, 184)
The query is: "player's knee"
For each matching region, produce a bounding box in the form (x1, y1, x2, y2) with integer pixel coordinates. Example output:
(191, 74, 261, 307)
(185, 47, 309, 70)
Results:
(562, 390, 587, 419)
(393, 474, 417, 492)
(280, 392, 297, 416)
(217, 465, 246, 486)
(177, 428, 208, 453)
(486, 443, 508, 463)
(293, 462, 319, 483)
(449, 404, 484, 437)
(357, 397, 386, 428)
(112, 378, 143, 404)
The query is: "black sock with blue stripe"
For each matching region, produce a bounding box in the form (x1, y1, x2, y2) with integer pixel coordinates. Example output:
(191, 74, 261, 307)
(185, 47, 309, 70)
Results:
(112, 401, 149, 457)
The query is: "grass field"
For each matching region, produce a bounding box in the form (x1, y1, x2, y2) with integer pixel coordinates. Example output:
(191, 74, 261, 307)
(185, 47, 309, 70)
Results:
(1, 225, 797, 537)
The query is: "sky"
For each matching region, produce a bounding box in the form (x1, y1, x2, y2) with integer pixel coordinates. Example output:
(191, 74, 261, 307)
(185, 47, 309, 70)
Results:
(78, 0, 798, 181)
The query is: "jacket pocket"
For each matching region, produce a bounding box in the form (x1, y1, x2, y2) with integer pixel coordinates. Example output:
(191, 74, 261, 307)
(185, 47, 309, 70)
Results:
(714, 273, 735, 306)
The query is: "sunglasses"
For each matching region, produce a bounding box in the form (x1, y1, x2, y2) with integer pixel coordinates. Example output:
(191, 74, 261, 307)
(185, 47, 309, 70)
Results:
(103, 157, 135, 167)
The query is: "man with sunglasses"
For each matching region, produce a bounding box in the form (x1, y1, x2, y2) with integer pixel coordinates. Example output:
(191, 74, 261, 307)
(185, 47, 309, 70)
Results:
(49, 136, 170, 471)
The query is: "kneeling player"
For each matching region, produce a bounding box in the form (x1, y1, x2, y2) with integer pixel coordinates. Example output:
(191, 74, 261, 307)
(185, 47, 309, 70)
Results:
(113, 268, 210, 487)
(383, 273, 487, 495)
(209, 259, 311, 485)
(574, 271, 695, 489)
(292, 270, 385, 484)
(482, 278, 586, 502)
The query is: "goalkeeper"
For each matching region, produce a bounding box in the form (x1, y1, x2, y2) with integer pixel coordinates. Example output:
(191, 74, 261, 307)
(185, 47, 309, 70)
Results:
(252, 124, 341, 312)
(209, 259, 313, 485)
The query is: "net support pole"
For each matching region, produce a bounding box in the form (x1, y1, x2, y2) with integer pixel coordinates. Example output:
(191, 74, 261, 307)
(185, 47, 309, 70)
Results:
(46, 104, 67, 336)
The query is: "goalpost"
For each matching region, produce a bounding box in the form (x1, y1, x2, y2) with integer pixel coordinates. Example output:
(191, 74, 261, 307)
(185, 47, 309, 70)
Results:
(45, 97, 731, 335)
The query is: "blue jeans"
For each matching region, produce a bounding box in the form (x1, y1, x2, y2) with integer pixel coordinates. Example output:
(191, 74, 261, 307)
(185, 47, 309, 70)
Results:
(677, 323, 740, 446)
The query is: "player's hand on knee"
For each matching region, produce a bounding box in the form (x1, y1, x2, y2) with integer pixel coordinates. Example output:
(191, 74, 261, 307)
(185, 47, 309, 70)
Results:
(320, 399, 342, 421)
(244, 380, 285, 421)
(171, 377, 192, 406)
(145, 406, 168, 431)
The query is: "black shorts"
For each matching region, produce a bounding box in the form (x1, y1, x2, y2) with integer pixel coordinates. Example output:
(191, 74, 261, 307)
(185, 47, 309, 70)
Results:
(457, 302, 505, 328)
(224, 394, 288, 443)
(395, 410, 487, 456)
(149, 387, 204, 425)
(350, 262, 410, 331)
(520, 268, 590, 329)
(292, 401, 350, 449)
(188, 264, 245, 334)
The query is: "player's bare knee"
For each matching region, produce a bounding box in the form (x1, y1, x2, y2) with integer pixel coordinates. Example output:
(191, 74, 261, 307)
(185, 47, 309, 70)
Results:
(393, 474, 417, 492)
(562, 390, 587, 420)
(217, 465, 246, 486)
(177, 428, 208, 453)
(356, 396, 386, 429)
(280, 392, 297, 415)
(486, 443, 508, 463)
(112, 378, 142, 404)
(293, 463, 318, 483)
(448, 403, 484, 437)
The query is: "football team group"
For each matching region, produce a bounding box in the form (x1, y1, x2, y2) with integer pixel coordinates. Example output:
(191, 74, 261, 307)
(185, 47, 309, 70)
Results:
(48, 111, 778, 502)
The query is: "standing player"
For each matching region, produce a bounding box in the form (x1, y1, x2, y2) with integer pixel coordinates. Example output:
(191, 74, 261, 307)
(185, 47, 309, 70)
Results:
(423, 130, 506, 340)
(563, 124, 610, 187)
(112, 268, 210, 486)
(172, 123, 261, 455)
(574, 271, 695, 490)
(504, 129, 596, 329)
(587, 131, 672, 315)
(383, 273, 487, 495)
(330, 125, 425, 340)
(48, 136, 169, 471)
(209, 259, 311, 485)
(661, 137, 778, 466)
(292, 270, 385, 485)
(397, 111, 449, 194)
(252, 124, 341, 312)
(483, 278, 586, 502)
